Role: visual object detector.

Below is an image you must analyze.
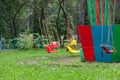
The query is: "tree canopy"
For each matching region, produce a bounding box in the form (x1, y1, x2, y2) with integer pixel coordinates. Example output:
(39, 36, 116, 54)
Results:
(0, 0, 119, 47)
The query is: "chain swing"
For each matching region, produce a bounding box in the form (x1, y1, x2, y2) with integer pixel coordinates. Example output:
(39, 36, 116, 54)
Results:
(100, 25, 116, 54)
(100, 0, 116, 54)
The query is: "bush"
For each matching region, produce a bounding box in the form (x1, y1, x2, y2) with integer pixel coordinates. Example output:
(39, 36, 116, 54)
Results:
(33, 33, 48, 48)
(16, 32, 33, 50)
(1, 38, 18, 49)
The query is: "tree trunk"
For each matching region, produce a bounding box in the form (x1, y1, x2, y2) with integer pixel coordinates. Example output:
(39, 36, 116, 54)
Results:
(57, 0, 71, 47)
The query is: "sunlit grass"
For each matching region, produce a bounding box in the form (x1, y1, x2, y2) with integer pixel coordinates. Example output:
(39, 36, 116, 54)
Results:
(0, 48, 120, 80)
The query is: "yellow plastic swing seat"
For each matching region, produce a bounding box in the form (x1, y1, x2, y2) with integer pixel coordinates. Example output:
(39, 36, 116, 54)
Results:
(69, 40, 77, 46)
(66, 46, 80, 54)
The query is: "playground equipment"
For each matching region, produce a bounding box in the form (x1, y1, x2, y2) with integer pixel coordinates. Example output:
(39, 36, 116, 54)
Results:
(66, 40, 80, 54)
(66, 46, 80, 54)
(45, 45, 57, 53)
(78, 0, 119, 62)
(79, 48, 85, 62)
(50, 42, 59, 48)
(45, 42, 58, 53)
(100, 44, 116, 54)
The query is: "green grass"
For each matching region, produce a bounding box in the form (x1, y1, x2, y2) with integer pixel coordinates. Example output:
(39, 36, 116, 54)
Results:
(0, 48, 120, 80)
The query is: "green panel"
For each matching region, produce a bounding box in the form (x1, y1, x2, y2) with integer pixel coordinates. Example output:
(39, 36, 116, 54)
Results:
(87, 0, 96, 25)
(80, 49, 85, 62)
(113, 0, 116, 24)
(87, 0, 92, 25)
(112, 25, 120, 62)
(100, 0, 102, 25)
(104, 0, 109, 25)
(107, 0, 110, 26)
(91, 0, 96, 25)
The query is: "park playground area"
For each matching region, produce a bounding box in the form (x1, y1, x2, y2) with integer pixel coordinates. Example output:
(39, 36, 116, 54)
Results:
(1, 0, 120, 80)
(1, 48, 120, 80)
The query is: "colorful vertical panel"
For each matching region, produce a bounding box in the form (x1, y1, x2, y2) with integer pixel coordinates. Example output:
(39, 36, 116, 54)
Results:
(112, 25, 120, 62)
(78, 25, 95, 62)
(87, 0, 116, 26)
(87, 0, 96, 25)
(95, 0, 100, 25)
(91, 26, 112, 62)
(112, 0, 116, 24)
(80, 49, 85, 62)
(102, 0, 105, 25)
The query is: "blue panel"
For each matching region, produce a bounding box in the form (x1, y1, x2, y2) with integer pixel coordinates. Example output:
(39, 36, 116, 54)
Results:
(0, 41, 2, 50)
(91, 26, 112, 62)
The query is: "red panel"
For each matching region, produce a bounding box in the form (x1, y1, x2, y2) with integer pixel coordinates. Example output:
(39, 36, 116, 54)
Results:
(78, 25, 95, 62)
(102, 0, 105, 25)
(112, 0, 114, 7)
(95, 0, 100, 25)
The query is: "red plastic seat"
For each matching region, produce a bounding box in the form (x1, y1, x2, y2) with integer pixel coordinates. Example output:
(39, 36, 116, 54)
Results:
(101, 46, 115, 54)
(50, 42, 58, 48)
(100, 44, 115, 54)
(45, 45, 57, 53)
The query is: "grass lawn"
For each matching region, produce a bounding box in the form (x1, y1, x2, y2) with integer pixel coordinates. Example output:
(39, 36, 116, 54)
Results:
(0, 48, 120, 80)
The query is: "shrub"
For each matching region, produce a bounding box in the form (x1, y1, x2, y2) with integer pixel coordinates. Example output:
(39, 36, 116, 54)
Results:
(33, 33, 48, 48)
(1, 38, 18, 49)
(16, 32, 33, 50)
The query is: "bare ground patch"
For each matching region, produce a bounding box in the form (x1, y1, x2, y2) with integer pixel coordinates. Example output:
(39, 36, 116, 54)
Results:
(17, 55, 80, 67)
(51, 56, 80, 65)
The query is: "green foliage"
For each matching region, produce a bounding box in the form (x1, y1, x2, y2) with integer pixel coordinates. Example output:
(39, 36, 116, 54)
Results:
(0, 0, 119, 48)
(0, 0, 28, 38)
(16, 31, 48, 49)
(33, 33, 48, 48)
(2, 39, 16, 49)
(16, 32, 33, 50)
